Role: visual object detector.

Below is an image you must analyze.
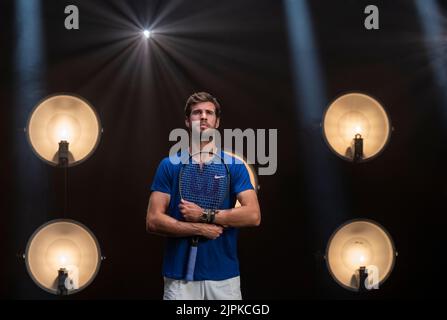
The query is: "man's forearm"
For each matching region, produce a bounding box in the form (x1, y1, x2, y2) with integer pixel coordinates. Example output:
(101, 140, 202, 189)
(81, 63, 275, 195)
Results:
(214, 206, 260, 227)
(147, 213, 202, 237)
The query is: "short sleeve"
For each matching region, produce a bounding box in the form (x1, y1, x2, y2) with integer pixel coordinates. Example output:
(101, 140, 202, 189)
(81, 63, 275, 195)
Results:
(150, 158, 173, 194)
(230, 163, 254, 196)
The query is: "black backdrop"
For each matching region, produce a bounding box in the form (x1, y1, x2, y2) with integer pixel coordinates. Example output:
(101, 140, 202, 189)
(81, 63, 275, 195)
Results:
(1, 0, 446, 300)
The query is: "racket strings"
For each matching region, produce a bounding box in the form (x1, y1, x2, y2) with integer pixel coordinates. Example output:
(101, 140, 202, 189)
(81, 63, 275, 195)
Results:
(180, 160, 229, 210)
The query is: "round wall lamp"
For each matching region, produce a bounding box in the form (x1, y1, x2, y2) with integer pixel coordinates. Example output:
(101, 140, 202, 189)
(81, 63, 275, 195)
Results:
(325, 219, 397, 292)
(26, 94, 102, 167)
(25, 219, 102, 295)
(322, 93, 391, 162)
(23, 93, 103, 295)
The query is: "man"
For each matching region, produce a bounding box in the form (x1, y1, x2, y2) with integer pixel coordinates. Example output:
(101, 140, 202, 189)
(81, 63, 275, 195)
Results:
(146, 92, 261, 300)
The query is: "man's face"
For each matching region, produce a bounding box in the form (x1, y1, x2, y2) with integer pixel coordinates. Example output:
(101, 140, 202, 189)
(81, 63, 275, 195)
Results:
(185, 102, 220, 132)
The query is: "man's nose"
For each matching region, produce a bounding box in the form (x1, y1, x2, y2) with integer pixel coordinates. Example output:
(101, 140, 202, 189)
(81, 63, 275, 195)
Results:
(200, 111, 207, 119)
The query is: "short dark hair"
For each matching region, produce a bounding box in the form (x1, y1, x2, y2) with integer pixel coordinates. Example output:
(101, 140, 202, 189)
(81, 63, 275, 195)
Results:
(184, 92, 221, 118)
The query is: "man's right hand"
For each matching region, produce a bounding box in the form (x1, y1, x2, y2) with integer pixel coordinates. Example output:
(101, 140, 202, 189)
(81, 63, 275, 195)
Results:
(199, 224, 223, 239)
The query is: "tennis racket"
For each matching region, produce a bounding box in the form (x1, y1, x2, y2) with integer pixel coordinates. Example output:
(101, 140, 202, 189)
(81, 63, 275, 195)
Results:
(179, 151, 230, 281)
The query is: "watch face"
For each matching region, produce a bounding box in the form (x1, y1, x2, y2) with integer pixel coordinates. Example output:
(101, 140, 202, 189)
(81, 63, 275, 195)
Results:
(209, 211, 216, 224)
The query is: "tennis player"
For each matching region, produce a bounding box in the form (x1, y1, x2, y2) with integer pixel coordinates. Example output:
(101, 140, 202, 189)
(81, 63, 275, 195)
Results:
(146, 92, 261, 300)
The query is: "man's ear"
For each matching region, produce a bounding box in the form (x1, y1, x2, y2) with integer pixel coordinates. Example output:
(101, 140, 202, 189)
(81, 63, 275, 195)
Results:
(185, 117, 190, 129)
(215, 117, 220, 129)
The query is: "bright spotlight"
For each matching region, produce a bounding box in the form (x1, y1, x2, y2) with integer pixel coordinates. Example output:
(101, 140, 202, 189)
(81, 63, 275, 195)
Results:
(25, 219, 102, 295)
(322, 93, 391, 163)
(143, 30, 151, 39)
(325, 219, 397, 292)
(26, 94, 102, 167)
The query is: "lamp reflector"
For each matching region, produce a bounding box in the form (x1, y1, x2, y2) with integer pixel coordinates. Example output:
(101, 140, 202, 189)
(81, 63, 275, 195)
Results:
(322, 93, 391, 162)
(27, 94, 101, 166)
(25, 219, 102, 295)
(326, 219, 396, 291)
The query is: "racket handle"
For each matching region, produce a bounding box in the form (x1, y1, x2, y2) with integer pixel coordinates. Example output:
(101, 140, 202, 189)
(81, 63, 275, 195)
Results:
(185, 242, 198, 281)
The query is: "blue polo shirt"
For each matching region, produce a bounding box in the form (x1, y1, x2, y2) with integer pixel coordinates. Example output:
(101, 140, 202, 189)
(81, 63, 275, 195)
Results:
(150, 151, 254, 281)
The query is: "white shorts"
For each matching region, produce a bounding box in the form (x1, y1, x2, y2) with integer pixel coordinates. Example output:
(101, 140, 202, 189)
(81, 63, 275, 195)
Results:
(163, 276, 242, 300)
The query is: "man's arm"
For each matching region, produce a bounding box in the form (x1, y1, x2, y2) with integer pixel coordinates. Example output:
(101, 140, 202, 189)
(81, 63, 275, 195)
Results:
(146, 191, 223, 239)
(214, 189, 261, 227)
(179, 189, 261, 228)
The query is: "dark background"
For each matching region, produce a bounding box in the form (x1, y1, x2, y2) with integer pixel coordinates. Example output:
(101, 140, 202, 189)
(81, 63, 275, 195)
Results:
(1, 0, 446, 299)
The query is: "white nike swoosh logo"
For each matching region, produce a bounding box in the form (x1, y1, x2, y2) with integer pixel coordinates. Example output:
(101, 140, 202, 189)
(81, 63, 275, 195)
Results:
(214, 175, 226, 179)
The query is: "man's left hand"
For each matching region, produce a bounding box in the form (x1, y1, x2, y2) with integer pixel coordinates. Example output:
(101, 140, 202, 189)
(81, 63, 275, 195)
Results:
(179, 199, 203, 222)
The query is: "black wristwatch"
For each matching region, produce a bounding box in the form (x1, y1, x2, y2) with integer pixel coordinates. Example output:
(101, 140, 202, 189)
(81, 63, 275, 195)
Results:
(200, 209, 217, 223)
(208, 210, 216, 224)
(200, 209, 210, 223)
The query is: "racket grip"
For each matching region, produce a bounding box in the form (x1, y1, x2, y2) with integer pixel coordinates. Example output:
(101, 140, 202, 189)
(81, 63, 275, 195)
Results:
(185, 245, 198, 281)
